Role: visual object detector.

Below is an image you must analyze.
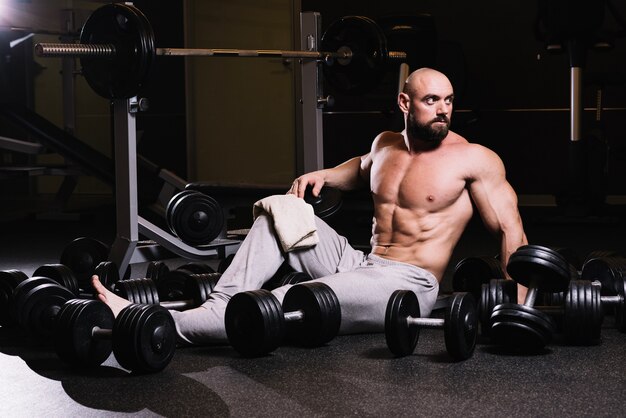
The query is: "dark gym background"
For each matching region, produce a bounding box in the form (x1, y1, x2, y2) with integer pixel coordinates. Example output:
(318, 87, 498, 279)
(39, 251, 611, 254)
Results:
(1, 0, 626, 416)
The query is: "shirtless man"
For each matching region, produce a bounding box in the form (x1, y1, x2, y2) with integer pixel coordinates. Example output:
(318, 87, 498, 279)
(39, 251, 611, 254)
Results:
(93, 67, 527, 345)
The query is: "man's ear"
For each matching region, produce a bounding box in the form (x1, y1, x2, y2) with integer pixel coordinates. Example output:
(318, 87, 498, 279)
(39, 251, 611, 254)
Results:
(397, 92, 410, 113)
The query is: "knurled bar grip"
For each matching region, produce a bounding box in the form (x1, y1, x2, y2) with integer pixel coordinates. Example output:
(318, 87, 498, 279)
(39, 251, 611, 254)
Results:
(35, 42, 407, 61)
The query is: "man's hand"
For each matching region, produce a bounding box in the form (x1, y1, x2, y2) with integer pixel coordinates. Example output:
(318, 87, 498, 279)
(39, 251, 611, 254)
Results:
(288, 173, 326, 198)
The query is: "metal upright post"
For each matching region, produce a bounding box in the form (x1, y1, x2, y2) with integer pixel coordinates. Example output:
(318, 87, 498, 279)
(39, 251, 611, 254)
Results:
(108, 98, 139, 277)
(295, 12, 324, 174)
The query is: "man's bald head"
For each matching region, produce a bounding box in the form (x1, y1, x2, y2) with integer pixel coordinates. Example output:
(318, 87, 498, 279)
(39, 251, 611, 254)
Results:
(402, 68, 453, 98)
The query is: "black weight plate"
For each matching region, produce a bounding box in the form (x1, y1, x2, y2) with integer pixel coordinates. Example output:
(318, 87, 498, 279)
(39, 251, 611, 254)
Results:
(146, 261, 170, 283)
(166, 190, 195, 235)
(112, 303, 144, 371)
(55, 299, 114, 367)
(185, 273, 219, 306)
(79, 3, 155, 99)
(217, 254, 235, 274)
(225, 290, 284, 357)
(284, 283, 341, 347)
(170, 192, 224, 246)
(304, 186, 343, 220)
(513, 245, 570, 273)
(0, 270, 27, 326)
(385, 290, 420, 357)
(480, 279, 515, 339)
(113, 304, 176, 373)
(142, 278, 160, 305)
(507, 254, 570, 293)
(479, 282, 491, 338)
(94, 261, 120, 290)
(444, 293, 477, 361)
(11, 277, 56, 325)
(33, 264, 79, 295)
(581, 257, 626, 296)
(157, 269, 189, 301)
(321, 15, 388, 94)
(60, 237, 109, 290)
(490, 303, 556, 351)
(615, 278, 626, 332)
(19, 283, 74, 338)
(453, 256, 504, 302)
(261, 263, 296, 291)
(563, 280, 602, 344)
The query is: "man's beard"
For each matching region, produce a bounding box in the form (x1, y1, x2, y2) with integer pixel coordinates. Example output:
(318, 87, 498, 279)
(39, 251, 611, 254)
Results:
(407, 113, 450, 145)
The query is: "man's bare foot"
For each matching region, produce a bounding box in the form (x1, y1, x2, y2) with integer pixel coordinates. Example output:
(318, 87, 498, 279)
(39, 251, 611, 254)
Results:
(92, 275, 131, 317)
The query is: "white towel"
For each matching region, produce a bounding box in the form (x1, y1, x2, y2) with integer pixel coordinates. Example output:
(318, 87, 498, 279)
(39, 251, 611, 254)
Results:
(253, 194, 318, 252)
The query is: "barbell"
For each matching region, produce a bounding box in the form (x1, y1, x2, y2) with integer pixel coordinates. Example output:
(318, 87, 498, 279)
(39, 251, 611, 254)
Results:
(35, 3, 408, 99)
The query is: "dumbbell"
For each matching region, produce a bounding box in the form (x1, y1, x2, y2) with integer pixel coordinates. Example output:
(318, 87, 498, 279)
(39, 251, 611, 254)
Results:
(10, 262, 120, 337)
(490, 245, 570, 351)
(478, 279, 517, 339)
(156, 262, 216, 301)
(59, 236, 123, 289)
(113, 273, 220, 310)
(581, 251, 626, 297)
(452, 255, 504, 302)
(262, 267, 313, 291)
(225, 282, 341, 357)
(33, 261, 120, 297)
(385, 291, 477, 361)
(0, 270, 28, 326)
(55, 299, 176, 373)
(590, 277, 626, 333)
(303, 185, 343, 219)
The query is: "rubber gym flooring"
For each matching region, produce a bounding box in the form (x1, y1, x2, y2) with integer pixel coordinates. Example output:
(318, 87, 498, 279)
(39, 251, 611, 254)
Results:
(1, 197, 625, 417)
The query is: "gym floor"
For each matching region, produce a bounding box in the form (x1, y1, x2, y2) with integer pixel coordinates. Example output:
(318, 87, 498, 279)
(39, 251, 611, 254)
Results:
(1, 196, 625, 417)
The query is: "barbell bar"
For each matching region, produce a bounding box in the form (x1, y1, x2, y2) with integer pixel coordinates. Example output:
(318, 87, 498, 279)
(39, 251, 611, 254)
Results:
(34, 3, 408, 99)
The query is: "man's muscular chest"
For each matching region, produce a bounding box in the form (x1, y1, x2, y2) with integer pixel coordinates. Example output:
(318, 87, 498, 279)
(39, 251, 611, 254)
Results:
(370, 149, 469, 211)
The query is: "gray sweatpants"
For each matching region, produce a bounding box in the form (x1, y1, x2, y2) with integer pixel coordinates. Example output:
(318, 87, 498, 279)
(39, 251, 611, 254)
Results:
(170, 214, 439, 345)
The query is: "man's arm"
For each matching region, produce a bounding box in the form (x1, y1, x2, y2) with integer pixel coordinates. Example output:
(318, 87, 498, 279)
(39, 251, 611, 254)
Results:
(288, 156, 368, 198)
(467, 145, 528, 302)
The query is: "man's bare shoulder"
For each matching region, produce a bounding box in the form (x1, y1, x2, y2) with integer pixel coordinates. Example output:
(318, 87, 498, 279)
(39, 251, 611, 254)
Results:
(446, 132, 501, 161)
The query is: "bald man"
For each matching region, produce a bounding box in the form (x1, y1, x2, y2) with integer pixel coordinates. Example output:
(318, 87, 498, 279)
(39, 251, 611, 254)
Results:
(94, 68, 528, 345)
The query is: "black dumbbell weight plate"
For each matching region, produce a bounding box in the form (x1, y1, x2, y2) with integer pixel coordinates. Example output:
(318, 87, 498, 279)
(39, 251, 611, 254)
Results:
(283, 282, 341, 347)
(385, 290, 420, 357)
(55, 299, 114, 367)
(479, 279, 516, 338)
(146, 261, 170, 283)
(185, 273, 220, 306)
(263, 271, 312, 291)
(563, 280, 602, 344)
(225, 290, 284, 357)
(490, 303, 556, 351)
(113, 304, 176, 373)
(33, 264, 79, 295)
(166, 190, 195, 235)
(157, 269, 190, 301)
(60, 237, 109, 289)
(304, 186, 343, 219)
(444, 293, 477, 361)
(0, 270, 27, 326)
(453, 256, 504, 301)
(18, 283, 74, 337)
(615, 278, 626, 332)
(11, 277, 57, 326)
(581, 257, 625, 296)
(507, 254, 570, 293)
(79, 3, 155, 99)
(168, 192, 224, 246)
(513, 245, 572, 278)
(94, 261, 120, 291)
(217, 254, 235, 274)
